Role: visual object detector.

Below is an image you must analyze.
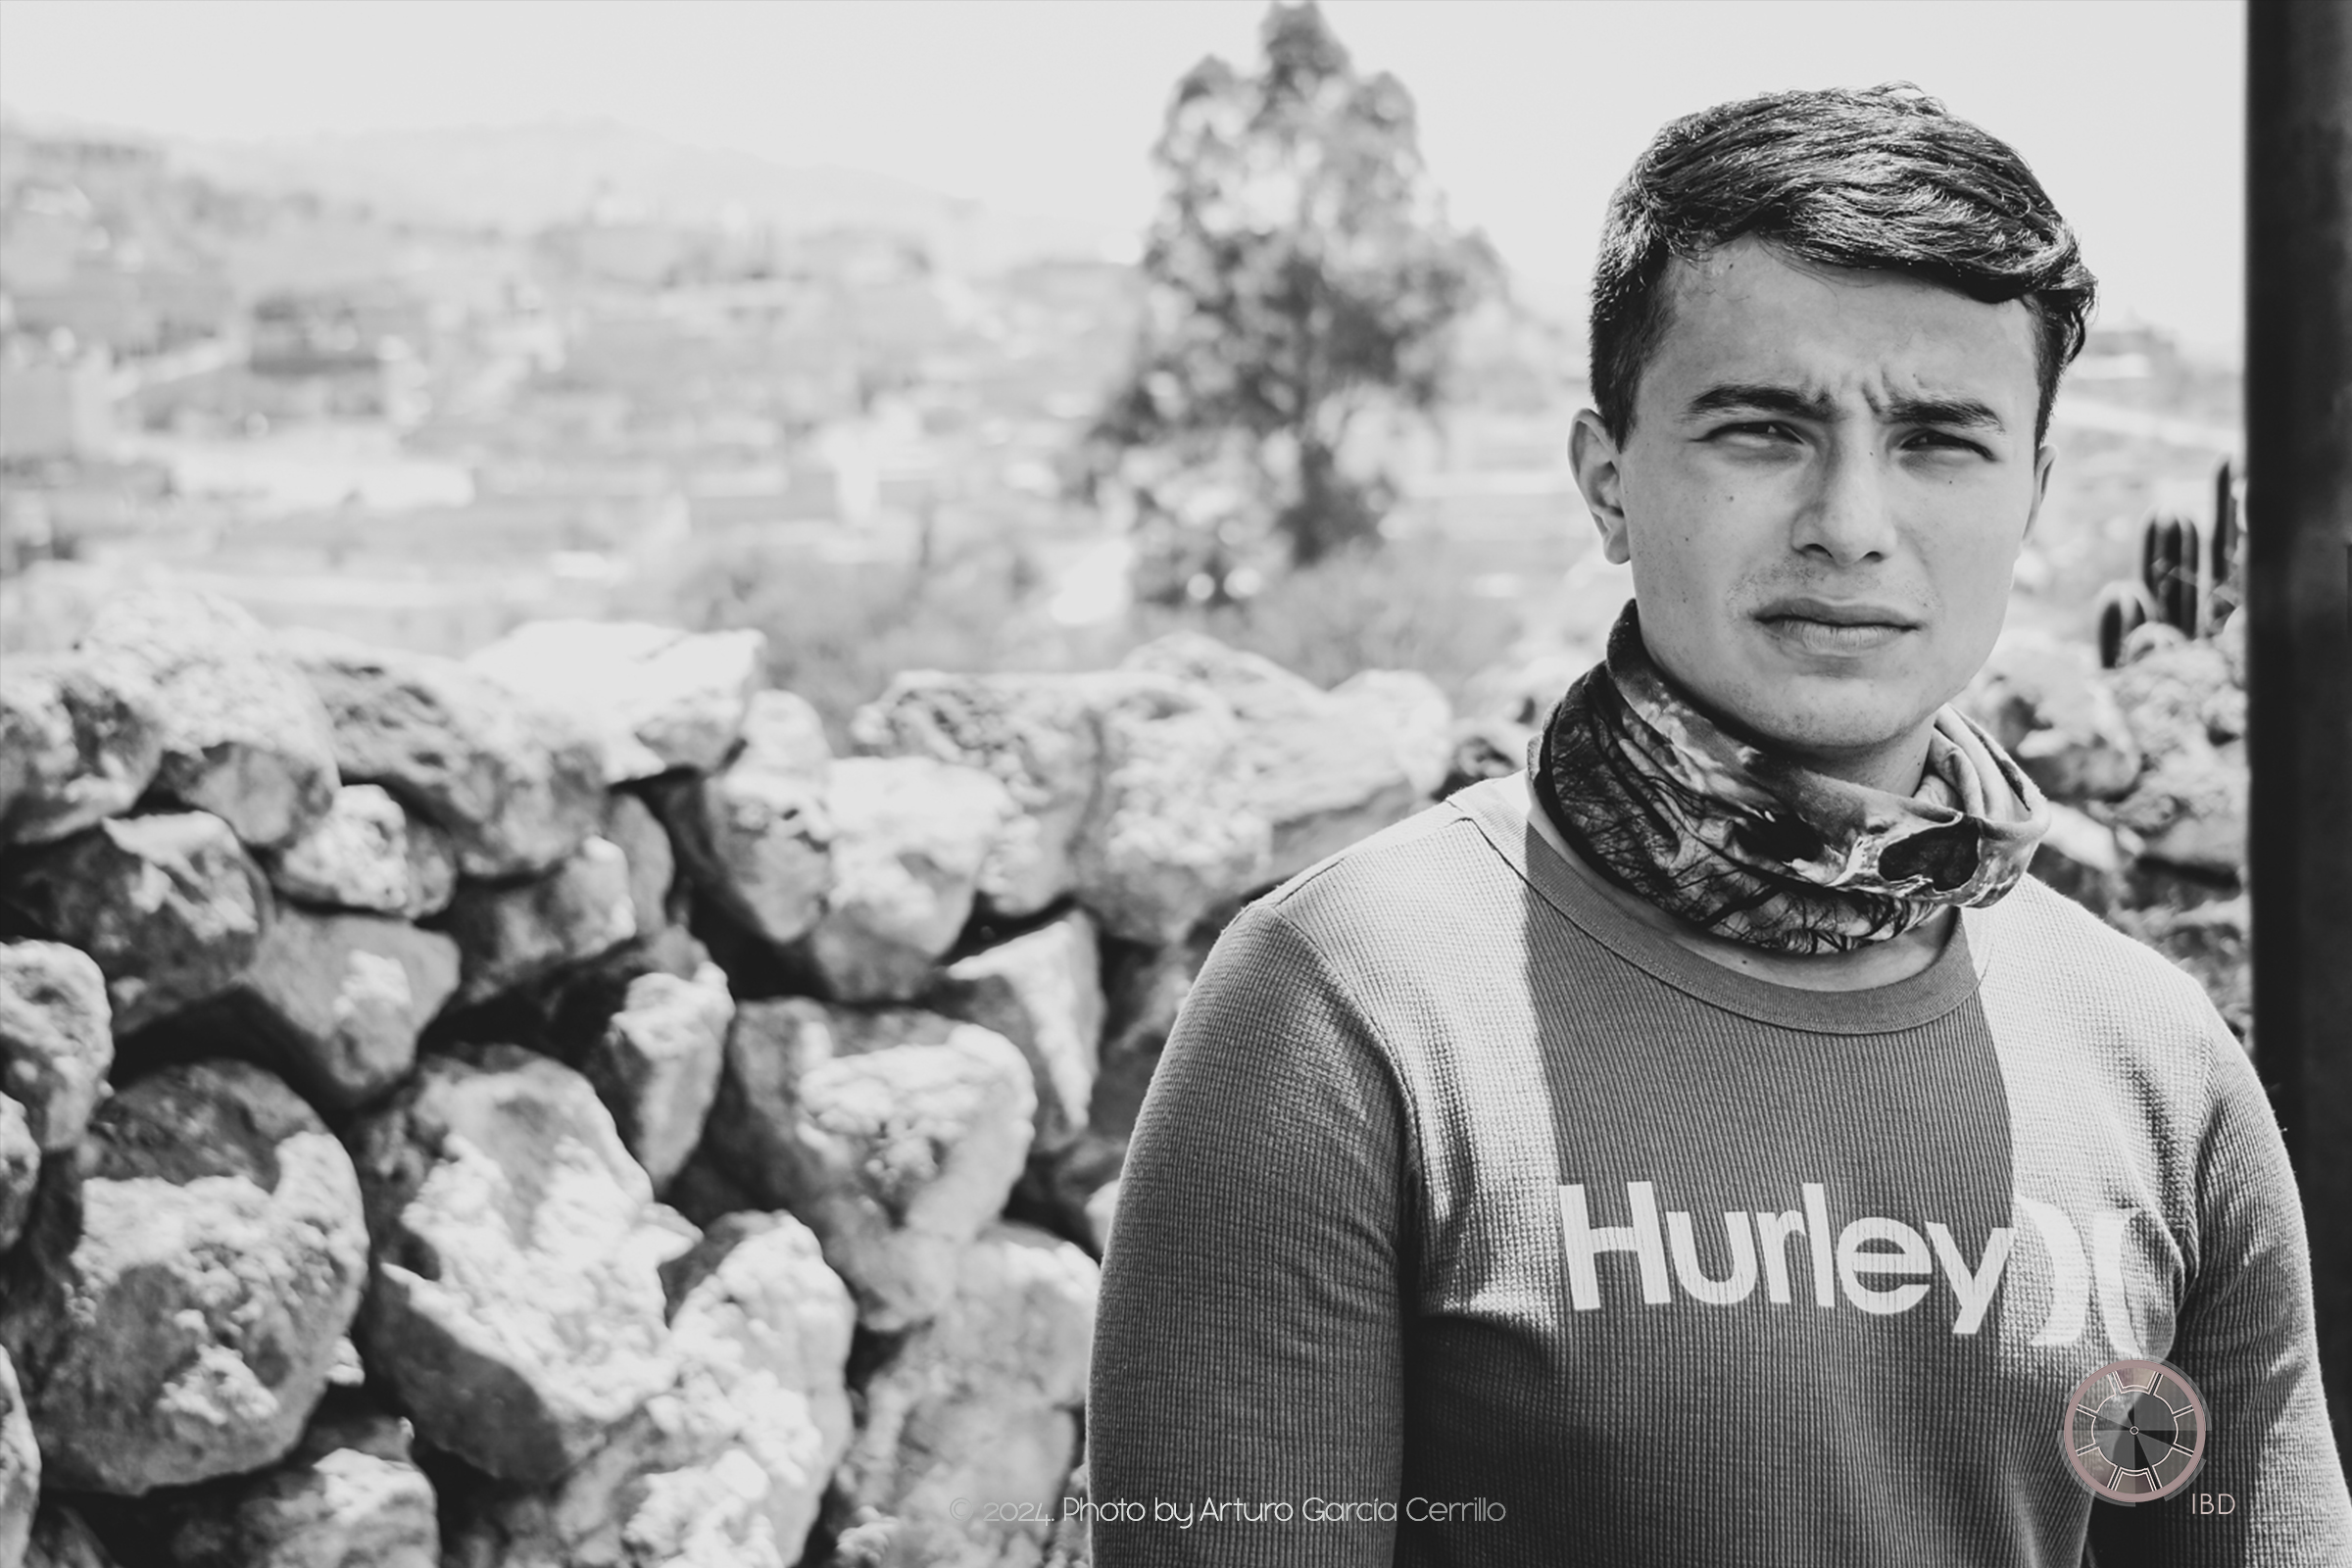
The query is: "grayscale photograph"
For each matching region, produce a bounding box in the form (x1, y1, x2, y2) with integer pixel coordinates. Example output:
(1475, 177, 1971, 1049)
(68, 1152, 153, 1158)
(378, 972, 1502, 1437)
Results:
(0, 2, 2345, 1565)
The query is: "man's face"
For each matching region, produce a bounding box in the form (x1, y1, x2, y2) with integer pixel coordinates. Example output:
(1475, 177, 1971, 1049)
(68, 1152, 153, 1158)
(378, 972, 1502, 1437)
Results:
(1570, 235, 2053, 789)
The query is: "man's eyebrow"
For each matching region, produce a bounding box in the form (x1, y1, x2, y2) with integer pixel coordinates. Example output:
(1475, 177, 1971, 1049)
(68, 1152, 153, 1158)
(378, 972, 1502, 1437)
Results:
(1681, 383, 2008, 431)
(1881, 394, 2007, 431)
(1682, 383, 1839, 422)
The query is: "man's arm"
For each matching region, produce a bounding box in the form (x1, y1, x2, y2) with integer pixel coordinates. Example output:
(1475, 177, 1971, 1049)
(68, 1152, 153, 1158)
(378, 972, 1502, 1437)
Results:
(2089, 1019, 2352, 1564)
(1086, 902, 1413, 1567)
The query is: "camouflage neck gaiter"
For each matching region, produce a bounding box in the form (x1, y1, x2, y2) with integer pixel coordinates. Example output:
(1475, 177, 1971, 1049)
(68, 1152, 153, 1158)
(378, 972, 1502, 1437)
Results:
(1529, 601, 2050, 956)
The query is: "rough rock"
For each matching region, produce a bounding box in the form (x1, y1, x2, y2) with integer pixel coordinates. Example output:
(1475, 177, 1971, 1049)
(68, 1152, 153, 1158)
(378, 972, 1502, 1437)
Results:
(201, 906, 462, 1112)
(1096, 933, 1202, 1143)
(583, 961, 734, 1192)
(1331, 667, 1454, 798)
(450, 1211, 856, 1568)
(160, 1396, 438, 1568)
(830, 1223, 1098, 1568)
(0, 812, 269, 1035)
(23, 1502, 113, 1568)
(1124, 633, 1421, 886)
(0, 650, 163, 849)
(653, 691, 833, 947)
(282, 630, 605, 879)
(854, 667, 1272, 939)
(926, 909, 1102, 1156)
(602, 790, 677, 940)
(704, 1000, 1035, 1331)
(852, 674, 1106, 921)
(0, 941, 113, 1152)
(1966, 631, 2143, 803)
(2109, 742, 2247, 878)
(0, 1097, 34, 1253)
(345, 1046, 692, 1485)
(468, 620, 767, 784)
(2108, 636, 2239, 760)
(1461, 646, 1596, 726)
(76, 590, 340, 850)
(1074, 673, 1271, 944)
(443, 835, 637, 1007)
(1441, 714, 1533, 798)
(23, 1502, 114, 1568)
(265, 784, 456, 920)
(791, 758, 1016, 1004)
(0, 1059, 368, 1494)
(2, 1346, 32, 1568)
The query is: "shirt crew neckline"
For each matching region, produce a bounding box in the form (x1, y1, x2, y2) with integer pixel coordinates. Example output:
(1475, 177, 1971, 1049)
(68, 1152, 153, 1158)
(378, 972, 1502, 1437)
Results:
(1446, 773, 1994, 1037)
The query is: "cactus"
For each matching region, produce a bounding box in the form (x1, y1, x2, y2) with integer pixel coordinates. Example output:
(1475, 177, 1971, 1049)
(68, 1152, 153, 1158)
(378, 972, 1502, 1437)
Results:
(2097, 458, 2241, 667)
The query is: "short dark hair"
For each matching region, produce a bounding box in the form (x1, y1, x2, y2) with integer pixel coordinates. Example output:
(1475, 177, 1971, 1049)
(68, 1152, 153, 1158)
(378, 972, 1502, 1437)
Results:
(1590, 83, 2097, 446)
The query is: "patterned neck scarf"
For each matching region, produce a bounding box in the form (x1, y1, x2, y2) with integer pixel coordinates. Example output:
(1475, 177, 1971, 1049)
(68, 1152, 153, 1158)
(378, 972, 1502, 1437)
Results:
(1529, 602, 2049, 956)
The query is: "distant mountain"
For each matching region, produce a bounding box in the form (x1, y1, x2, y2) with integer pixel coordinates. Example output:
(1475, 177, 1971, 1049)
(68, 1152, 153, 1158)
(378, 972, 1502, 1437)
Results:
(141, 118, 1122, 274)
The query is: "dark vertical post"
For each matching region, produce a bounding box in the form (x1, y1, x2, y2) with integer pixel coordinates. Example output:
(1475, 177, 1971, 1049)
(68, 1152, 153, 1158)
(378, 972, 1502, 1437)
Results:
(2246, 0, 2352, 1452)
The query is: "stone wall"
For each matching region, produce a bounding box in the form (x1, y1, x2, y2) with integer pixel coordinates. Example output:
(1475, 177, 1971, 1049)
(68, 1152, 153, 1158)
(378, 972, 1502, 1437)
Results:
(0, 590, 1454, 1568)
(1961, 615, 2254, 1045)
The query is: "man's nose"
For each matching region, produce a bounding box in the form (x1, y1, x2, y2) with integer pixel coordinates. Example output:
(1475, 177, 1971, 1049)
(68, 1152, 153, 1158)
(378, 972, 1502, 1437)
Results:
(1789, 439, 1898, 565)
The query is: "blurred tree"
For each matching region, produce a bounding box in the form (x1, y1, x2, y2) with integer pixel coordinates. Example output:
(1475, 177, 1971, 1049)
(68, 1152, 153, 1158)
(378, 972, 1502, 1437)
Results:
(1082, 0, 1497, 607)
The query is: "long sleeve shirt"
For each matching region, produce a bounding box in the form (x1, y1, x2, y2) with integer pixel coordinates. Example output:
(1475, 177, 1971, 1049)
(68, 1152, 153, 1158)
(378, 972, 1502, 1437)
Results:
(1086, 773, 2352, 1566)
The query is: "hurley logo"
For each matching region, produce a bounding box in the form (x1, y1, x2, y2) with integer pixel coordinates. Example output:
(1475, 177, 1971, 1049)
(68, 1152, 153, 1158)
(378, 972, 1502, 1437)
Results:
(1559, 1181, 2149, 1354)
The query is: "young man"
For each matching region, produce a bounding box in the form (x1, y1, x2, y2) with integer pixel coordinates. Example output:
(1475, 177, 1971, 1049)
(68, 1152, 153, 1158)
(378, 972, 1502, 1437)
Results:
(1086, 85, 2352, 1565)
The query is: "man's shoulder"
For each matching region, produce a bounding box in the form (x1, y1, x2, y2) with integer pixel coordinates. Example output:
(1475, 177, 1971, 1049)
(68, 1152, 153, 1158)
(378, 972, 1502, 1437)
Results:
(1199, 793, 1513, 981)
(1249, 792, 1499, 924)
(1980, 871, 2234, 1044)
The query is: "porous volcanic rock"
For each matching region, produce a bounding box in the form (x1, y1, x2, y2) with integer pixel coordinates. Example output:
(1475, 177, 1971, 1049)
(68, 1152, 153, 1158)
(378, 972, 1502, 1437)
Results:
(602, 790, 678, 940)
(23, 1501, 115, 1568)
(790, 757, 1016, 1004)
(0, 1095, 34, 1252)
(468, 620, 766, 784)
(159, 1395, 439, 1568)
(703, 999, 1035, 1331)
(0, 1059, 368, 1494)
(1965, 631, 2143, 804)
(76, 590, 339, 850)
(345, 1046, 692, 1486)
(2, 1344, 33, 1567)
(1072, 673, 1270, 945)
(265, 784, 457, 920)
(652, 691, 834, 948)
(1122, 633, 1428, 884)
(0, 941, 113, 1152)
(925, 908, 1102, 1156)
(853, 668, 1274, 936)
(204, 905, 462, 1111)
(0, 812, 269, 1035)
(851, 674, 1103, 921)
(442, 835, 637, 1007)
(448, 1211, 855, 1568)
(829, 1223, 1098, 1568)
(582, 961, 734, 1192)
(281, 630, 605, 880)
(0, 650, 163, 850)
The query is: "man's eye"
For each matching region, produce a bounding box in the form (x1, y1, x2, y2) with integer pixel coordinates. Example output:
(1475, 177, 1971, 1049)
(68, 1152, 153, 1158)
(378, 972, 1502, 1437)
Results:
(1719, 421, 1796, 442)
(1905, 430, 1987, 456)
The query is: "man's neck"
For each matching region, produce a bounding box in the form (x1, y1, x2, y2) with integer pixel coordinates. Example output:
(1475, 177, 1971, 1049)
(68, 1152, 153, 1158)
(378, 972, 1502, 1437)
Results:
(1513, 772, 1955, 993)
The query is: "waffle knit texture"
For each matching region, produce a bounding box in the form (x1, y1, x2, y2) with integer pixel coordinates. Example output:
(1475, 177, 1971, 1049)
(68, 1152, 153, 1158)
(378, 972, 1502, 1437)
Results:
(1087, 774, 2352, 1566)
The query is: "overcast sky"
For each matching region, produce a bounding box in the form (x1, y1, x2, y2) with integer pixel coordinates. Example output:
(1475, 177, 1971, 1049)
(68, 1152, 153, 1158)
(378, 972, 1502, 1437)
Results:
(0, 0, 2246, 358)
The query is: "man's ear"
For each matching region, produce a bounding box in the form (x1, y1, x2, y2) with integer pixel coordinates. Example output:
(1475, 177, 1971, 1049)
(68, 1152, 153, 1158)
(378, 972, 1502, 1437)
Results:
(1570, 410, 1633, 565)
(2023, 441, 2057, 543)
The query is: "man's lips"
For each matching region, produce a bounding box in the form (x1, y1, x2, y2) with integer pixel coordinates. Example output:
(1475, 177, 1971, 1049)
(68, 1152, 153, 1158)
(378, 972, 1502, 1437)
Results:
(1753, 596, 1922, 629)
